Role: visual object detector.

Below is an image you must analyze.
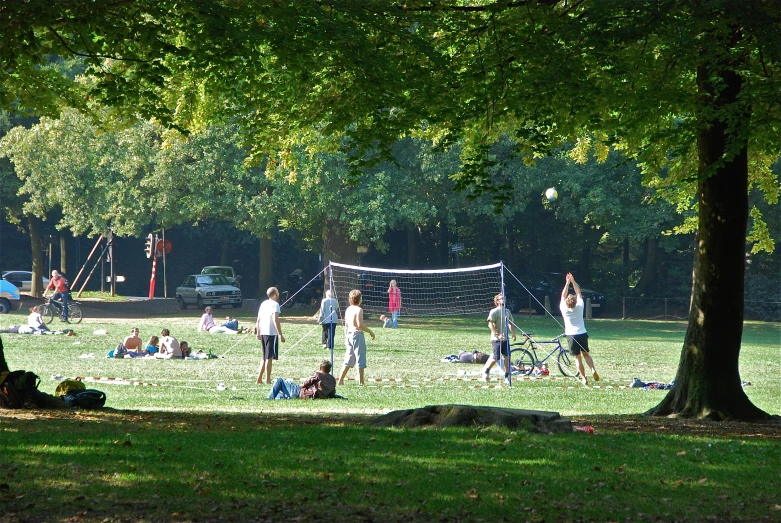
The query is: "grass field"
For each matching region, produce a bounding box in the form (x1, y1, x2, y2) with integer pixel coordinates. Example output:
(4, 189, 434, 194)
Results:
(1, 303, 779, 522)
(1, 305, 778, 416)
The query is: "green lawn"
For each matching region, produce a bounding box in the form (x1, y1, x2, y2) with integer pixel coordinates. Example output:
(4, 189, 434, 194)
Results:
(2, 308, 778, 416)
(2, 306, 779, 522)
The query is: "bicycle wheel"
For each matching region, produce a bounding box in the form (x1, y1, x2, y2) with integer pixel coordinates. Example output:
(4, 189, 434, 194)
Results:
(557, 349, 579, 377)
(41, 303, 55, 324)
(68, 304, 83, 324)
(509, 348, 535, 376)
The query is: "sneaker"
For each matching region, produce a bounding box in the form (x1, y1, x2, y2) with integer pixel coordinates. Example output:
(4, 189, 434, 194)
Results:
(593, 371, 600, 382)
(579, 375, 588, 386)
(482, 370, 490, 382)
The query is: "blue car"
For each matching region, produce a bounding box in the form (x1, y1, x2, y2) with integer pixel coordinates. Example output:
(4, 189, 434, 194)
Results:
(0, 279, 22, 314)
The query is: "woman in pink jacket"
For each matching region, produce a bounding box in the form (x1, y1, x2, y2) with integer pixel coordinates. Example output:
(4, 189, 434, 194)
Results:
(387, 279, 401, 329)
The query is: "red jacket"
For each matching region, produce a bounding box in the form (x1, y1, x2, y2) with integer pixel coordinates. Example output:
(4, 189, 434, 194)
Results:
(47, 276, 68, 294)
(388, 287, 401, 312)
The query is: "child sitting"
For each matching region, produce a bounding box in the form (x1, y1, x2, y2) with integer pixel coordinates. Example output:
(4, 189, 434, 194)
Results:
(180, 341, 192, 359)
(145, 335, 160, 356)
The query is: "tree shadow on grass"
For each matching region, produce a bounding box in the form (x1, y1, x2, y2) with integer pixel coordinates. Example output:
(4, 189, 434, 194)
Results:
(2, 408, 780, 522)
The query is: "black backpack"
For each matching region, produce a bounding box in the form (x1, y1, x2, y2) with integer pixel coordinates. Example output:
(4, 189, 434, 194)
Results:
(63, 389, 106, 409)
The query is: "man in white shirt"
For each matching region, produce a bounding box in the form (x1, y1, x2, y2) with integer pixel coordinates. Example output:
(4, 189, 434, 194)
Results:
(256, 287, 285, 384)
(560, 273, 599, 385)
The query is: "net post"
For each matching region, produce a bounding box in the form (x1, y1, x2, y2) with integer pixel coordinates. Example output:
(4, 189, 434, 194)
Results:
(328, 261, 335, 375)
(500, 261, 511, 387)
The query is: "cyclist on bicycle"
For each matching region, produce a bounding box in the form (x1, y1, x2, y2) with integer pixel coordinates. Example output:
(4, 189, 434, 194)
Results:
(43, 269, 70, 322)
(560, 273, 599, 385)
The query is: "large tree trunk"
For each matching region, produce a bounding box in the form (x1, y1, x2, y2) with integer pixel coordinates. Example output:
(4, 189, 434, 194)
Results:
(407, 227, 418, 268)
(59, 234, 68, 275)
(0, 335, 8, 373)
(633, 237, 657, 296)
(322, 221, 358, 265)
(578, 243, 591, 284)
(438, 221, 449, 267)
(259, 236, 273, 298)
(646, 59, 768, 420)
(219, 240, 229, 266)
(28, 214, 44, 297)
(503, 226, 516, 270)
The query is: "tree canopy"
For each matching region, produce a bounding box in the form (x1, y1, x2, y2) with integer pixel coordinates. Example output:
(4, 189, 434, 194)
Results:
(1, 1, 779, 420)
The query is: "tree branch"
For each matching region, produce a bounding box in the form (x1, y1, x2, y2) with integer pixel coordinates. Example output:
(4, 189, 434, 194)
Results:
(47, 25, 151, 63)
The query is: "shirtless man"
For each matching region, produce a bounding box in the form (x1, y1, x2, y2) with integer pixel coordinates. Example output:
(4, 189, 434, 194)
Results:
(122, 327, 143, 353)
(157, 328, 183, 359)
(338, 289, 375, 385)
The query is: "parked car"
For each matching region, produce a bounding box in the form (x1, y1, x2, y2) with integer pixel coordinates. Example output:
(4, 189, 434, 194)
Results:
(2, 271, 49, 293)
(200, 266, 241, 287)
(506, 272, 605, 317)
(175, 274, 242, 310)
(0, 279, 22, 313)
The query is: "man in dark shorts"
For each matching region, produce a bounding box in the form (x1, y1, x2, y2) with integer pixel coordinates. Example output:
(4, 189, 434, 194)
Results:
(560, 273, 599, 385)
(256, 287, 285, 384)
(483, 294, 516, 384)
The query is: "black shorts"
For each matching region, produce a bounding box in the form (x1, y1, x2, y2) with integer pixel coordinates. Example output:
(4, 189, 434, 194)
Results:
(491, 339, 510, 361)
(567, 333, 589, 355)
(260, 335, 278, 360)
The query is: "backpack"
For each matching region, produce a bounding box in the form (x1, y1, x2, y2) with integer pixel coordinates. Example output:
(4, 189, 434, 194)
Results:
(0, 370, 41, 408)
(0, 374, 22, 408)
(55, 379, 86, 397)
(63, 389, 106, 409)
(114, 344, 128, 358)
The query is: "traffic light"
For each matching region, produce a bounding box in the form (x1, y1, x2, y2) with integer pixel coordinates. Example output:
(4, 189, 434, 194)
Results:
(144, 233, 154, 259)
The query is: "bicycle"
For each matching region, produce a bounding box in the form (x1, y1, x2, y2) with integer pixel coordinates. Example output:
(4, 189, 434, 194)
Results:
(41, 296, 83, 324)
(508, 333, 579, 378)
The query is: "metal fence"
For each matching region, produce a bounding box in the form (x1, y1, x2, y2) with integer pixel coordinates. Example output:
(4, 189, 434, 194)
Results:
(621, 297, 781, 322)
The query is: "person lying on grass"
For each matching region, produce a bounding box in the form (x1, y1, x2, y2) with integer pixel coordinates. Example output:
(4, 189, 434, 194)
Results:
(267, 360, 337, 400)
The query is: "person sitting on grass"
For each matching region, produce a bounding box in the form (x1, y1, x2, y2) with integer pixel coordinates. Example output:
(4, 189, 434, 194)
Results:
(198, 306, 238, 334)
(145, 335, 160, 356)
(27, 306, 51, 334)
(156, 329, 182, 359)
(123, 327, 143, 352)
(180, 341, 192, 359)
(267, 360, 337, 400)
(116, 327, 150, 358)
